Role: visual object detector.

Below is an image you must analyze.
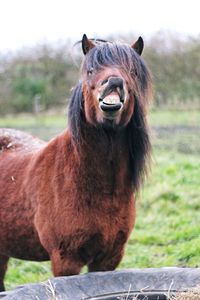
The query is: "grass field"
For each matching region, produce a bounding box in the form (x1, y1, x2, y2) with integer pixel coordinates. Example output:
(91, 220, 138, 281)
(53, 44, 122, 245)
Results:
(0, 109, 200, 290)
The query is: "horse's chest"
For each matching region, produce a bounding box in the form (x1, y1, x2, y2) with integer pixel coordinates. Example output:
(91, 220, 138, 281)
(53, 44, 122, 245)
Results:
(62, 206, 129, 262)
(65, 228, 127, 266)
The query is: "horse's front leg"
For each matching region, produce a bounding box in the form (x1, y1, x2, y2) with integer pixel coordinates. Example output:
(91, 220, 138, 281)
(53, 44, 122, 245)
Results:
(88, 249, 124, 272)
(88, 230, 128, 272)
(35, 213, 85, 276)
(0, 254, 9, 291)
(50, 249, 84, 276)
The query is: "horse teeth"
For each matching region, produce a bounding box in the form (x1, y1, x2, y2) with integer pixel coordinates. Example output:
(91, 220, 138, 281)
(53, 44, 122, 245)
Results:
(103, 96, 120, 105)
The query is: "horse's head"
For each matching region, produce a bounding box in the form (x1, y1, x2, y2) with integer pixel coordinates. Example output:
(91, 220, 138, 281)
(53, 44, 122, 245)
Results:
(69, 35, 152, 191)
(80, 34, 151, 128)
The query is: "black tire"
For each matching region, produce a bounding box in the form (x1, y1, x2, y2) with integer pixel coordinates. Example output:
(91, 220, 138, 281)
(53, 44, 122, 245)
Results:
(1, 267, 200, 299)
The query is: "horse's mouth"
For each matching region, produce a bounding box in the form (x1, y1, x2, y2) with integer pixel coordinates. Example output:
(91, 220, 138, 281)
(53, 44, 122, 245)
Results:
(98, 77, 125, 113)
(99, 92, 123, 112)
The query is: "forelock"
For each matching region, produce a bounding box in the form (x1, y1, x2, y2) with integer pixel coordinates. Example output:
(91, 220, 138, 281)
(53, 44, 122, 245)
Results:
(82, 42, 142, 73)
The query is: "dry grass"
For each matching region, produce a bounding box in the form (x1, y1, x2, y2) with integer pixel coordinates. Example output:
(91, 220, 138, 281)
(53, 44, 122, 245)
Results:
(41, 280, 60, 300)
(118, 286, 200, 300)
(170, 286, 200, 300)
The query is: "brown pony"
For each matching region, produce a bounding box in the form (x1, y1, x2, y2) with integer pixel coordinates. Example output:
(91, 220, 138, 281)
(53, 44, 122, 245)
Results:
(0, 34, 152, 291)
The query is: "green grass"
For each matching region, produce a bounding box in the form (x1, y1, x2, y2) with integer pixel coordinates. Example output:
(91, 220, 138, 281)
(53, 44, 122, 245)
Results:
(1, 109, 200, 290)
(5, 261, 51, 291)
(149, 109, 200, 126)
(121, 151, 200, 269)
(1, 109, 199, 127)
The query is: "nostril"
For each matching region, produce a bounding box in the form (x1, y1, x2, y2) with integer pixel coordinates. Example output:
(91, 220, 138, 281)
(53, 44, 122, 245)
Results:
(99, 76, 126, 103)
(108, 77, 124, 89)
(101, 76, 124, 87)
(101, 79, 108, 85)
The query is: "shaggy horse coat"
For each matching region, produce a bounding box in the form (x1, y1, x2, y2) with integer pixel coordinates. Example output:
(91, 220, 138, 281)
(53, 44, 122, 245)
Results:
(0, 34, 152, 291)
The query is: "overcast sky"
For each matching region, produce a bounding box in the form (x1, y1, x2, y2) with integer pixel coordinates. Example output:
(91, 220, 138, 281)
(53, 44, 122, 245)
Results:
(0, 0, 199, 52)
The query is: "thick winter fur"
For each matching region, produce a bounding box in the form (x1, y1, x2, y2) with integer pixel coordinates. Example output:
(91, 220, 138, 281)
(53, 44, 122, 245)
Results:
(0, 35, 152, 291)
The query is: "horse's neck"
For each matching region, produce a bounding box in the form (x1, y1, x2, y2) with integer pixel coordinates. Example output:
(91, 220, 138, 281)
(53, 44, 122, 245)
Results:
(37, 128, 132, 200)
(42, 128, 130, 178)
(73, 126, 131, 196)
(81, 126, 128, 163)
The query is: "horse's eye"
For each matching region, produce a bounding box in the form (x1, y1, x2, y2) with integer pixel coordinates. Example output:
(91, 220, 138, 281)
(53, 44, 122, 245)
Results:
(87, 68, 94, 76)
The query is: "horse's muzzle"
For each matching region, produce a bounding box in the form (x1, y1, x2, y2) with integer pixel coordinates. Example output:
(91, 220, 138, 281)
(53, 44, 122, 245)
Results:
(99, 77, 125, 112)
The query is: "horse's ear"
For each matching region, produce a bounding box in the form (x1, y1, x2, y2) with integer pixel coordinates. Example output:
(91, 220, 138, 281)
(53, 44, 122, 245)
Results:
(82, 34, 95, 55)
(131, 36, 144, 55)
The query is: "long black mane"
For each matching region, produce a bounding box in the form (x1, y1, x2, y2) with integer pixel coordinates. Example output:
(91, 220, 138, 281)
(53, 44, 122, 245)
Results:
(68, 41, 152, 192)
(68, 81, 84, 143)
